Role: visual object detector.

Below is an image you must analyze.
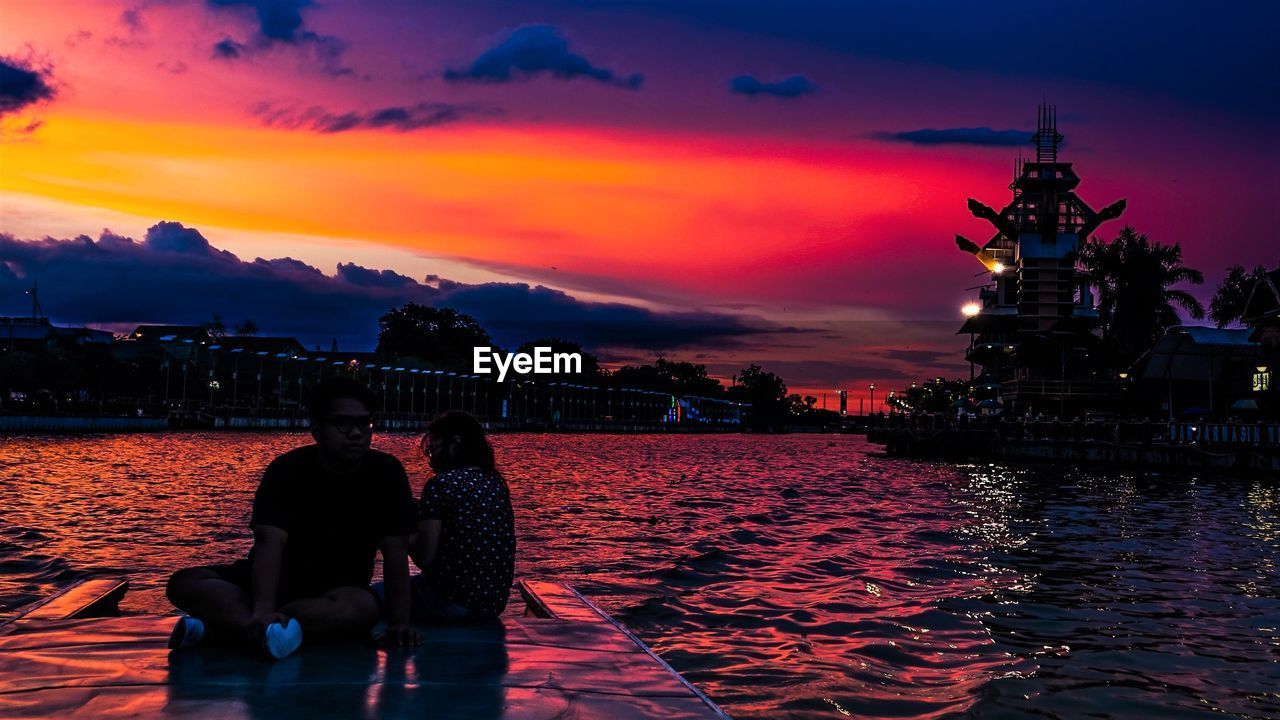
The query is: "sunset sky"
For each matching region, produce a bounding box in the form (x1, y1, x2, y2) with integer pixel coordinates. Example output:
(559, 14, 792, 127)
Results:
(2, 1, 1277, 402)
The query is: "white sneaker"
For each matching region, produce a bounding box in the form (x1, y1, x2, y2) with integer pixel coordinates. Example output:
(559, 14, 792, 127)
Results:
(262, 618, 303, 660)
(168, 616, 206, 650)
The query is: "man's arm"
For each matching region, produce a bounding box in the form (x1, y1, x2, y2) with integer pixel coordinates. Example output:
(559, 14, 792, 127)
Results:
(247, 524, 289, 637)
(409, 519, 442, 571)
(376, 534, 421, 646)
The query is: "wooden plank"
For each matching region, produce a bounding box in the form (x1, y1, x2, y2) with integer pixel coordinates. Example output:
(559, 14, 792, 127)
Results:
(518, 580, 609, 623)
(4, 578, 129, 625)
(0, 580, 731, 719)
(517, 579, 557, 618)
(519, 580, 733, 720)
(561, 585, 734, 720)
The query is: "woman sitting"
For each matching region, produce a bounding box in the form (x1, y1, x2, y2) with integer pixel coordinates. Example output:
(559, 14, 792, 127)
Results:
(410, 411, 516, 621)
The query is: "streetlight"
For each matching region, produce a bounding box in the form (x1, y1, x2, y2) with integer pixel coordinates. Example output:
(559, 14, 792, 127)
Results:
(394, 367, 405, 413)
(207, 343, 222, 407)
(379, 366, 391, 412)
(409, 370, 419, 415)
(869, 383, 876, 415)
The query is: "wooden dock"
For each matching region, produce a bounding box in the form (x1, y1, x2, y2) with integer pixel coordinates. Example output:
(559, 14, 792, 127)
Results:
(0, 578, 731, 719)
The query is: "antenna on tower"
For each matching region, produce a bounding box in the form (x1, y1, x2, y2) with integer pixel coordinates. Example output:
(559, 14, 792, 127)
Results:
(1033, 100, 1063, 163)
(26, 282, 44, 321)
(1009, 151, 1025, 194)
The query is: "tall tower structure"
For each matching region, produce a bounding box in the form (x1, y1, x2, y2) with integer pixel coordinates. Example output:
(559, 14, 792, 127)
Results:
(955, 104, 1126, 415)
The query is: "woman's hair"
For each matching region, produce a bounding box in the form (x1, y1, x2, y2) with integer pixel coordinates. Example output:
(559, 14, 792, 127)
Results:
(422, 411, 501, 476)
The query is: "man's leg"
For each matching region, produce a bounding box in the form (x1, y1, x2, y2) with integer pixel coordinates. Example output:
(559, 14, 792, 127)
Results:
(279, 587, 379, 642)
(165, 566, 255, 637)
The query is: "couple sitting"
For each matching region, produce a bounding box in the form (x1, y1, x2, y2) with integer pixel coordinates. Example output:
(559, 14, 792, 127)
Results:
(165, 377, 515, 659)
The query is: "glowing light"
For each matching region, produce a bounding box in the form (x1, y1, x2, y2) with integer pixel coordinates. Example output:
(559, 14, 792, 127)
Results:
(993, 262, 1005, 274)
(962, 303, 981, 317)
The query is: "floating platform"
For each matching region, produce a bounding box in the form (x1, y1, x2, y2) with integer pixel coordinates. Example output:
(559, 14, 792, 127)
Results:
(0, 577, 731, 719)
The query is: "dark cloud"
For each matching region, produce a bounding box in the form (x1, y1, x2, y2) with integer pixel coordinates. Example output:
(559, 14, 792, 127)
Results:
(250, 101, 497, 133)
(213, 37, 246, 59)
(445, 25, 643, 89)
(65, 30, 94, 49)
(208, 0, 307, 41)
(881, 127, 1031, 147)
(879, 348, 952, 364)
(0, 222, 773, 353)
(527, 1, 1277, 119)
(120, 8, 145, 33)
(729, 74, 816, 98)
(335, 263, 417, 289)
(206, 0, 351, 76)
(252, 256, 325, 277)
(0, 56, 56, 116)
(142, 221, 233, 257)
(434, 281, 764, 349)
(705, 359, 912, 389)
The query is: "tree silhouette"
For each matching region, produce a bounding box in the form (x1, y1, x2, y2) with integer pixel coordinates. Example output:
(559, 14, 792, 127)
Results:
(233, 319, 259, 336)
(728, 364, 789, 430)
(609, 357, 724, 396)
(1209, 264, 1267, 328)
(376, 303, 492, 370)
(205, 314, 226, 339)
(514, 337, 602, 383)
(1081, 226, 1204, 368)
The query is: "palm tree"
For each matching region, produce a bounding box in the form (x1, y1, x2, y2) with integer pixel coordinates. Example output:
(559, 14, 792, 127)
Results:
(205, 313, 227, 339)
(1208, 265, 1267, 327)
(1081, 227, 1204, 367)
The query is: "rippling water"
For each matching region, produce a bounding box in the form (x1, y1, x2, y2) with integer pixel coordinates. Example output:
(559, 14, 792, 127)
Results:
(1, 433, 1277, 719)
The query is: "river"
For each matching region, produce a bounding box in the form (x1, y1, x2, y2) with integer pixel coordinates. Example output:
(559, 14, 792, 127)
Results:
(1, 433, 1276, 719)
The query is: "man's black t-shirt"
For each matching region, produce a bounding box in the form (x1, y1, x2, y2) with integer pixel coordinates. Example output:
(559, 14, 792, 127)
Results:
(249, 445, 416, 599)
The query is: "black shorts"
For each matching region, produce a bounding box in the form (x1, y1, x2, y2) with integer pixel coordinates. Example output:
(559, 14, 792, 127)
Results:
(206, 559, 379, 609)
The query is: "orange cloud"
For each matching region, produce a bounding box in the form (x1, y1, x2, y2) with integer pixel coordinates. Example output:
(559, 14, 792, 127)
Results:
(3, 113, 981, 305)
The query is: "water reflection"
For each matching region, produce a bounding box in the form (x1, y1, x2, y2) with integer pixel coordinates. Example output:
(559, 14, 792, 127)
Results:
(2, 433, 1278, 719)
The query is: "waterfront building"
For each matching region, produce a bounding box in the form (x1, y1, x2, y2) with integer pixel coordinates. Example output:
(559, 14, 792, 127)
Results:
(1136, 326, 1261, 420)
(1242, 266, 1279, 414)
(955, 105, 1126, 416)
(0, 316, 114, 410)
(1, 316, 113, 351)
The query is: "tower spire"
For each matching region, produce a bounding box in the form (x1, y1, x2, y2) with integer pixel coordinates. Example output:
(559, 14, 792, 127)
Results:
(1033, 100, 1063, 163)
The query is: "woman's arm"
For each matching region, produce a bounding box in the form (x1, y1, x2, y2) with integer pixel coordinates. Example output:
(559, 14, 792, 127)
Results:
(409, 518, 442, 571)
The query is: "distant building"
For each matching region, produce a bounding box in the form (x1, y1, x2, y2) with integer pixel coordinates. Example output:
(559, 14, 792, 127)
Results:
(112, 324, 216, 369)
(1136, 326, 1261, 419)
(1, 316, 113, 351)
(126, 325, 213, 344)
(955, 104, 1126, 416)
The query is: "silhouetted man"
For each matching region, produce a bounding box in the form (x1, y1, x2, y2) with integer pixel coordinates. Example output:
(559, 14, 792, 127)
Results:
(166, 377, 419, 658)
